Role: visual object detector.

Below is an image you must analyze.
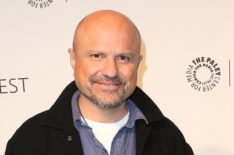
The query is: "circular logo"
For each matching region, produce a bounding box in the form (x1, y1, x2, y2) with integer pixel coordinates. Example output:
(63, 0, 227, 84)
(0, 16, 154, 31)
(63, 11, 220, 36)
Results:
(28, 0, 53, 9)
(186, 57, 221, 92)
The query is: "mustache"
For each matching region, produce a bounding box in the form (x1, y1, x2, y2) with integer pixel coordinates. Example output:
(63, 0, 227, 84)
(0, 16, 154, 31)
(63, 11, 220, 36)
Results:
(89, 75, 125, 85)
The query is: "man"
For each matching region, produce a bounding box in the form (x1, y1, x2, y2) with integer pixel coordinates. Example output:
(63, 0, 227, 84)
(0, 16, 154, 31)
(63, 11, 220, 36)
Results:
(5, 10, 193, 155)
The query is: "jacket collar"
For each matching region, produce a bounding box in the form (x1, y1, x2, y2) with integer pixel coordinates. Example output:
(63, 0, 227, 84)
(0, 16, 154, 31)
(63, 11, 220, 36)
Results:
(39, 81, 165, 130)
(129, 86, 165, 123)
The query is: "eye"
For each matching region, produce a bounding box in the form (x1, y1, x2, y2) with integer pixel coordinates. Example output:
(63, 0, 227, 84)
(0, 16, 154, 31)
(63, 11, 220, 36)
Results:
(90, 53, 103, 60)
(116, 55, 130, 63)
(93, 54, 101, 58)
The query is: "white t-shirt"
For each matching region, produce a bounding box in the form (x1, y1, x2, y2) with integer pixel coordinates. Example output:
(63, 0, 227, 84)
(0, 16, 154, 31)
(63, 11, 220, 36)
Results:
(84, 112, 129, 154)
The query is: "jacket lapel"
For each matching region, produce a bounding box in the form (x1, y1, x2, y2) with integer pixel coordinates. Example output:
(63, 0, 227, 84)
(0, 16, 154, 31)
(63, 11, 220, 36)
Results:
(130, 87, 166, 155)
(39, 81, 84, 155)
(135, 120, 152, 155)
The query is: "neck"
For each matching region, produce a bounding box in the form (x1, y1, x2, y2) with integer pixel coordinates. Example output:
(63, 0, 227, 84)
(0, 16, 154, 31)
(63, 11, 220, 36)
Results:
(78, 95, 128, 123)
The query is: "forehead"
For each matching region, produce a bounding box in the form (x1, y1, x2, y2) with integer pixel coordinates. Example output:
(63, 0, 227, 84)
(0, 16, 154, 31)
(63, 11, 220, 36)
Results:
(77, 28, 139, 56)
(74, 11, 141, 54)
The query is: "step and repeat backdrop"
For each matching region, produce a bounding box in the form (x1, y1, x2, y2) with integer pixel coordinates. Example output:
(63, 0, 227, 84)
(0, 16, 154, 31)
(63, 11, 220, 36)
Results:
(1, 0, 234, 154)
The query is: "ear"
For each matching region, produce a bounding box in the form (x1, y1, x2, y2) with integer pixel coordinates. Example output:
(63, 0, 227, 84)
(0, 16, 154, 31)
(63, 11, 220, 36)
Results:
(137, 55, 143, 68)
(68, 48, 76, 69)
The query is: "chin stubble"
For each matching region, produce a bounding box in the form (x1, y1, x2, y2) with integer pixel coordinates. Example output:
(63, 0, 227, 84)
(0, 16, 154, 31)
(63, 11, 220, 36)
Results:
(82, 74, 127, 109)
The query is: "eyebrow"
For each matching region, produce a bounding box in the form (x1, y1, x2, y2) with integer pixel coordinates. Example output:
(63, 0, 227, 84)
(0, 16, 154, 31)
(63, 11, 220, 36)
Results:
(86, 50, 104, 54)
(86, 50, 135, 57)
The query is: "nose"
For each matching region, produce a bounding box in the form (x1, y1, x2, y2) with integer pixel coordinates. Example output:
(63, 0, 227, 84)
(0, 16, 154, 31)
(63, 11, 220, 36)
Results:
(102, 57, 119, 79)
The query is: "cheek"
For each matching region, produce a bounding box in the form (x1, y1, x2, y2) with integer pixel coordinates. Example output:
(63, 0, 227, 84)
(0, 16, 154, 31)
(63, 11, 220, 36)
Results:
(119, 65, 138, 98)
(120, 65, 138, 84)
(74, 61, 99, 81)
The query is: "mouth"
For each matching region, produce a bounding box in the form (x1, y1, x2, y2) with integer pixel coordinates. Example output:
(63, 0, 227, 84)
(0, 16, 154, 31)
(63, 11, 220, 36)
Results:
(95, 81, 122, 87)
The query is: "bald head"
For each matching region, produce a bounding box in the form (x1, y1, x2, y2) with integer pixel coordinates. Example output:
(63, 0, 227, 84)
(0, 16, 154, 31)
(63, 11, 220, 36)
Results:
(72, 10, 141, 55)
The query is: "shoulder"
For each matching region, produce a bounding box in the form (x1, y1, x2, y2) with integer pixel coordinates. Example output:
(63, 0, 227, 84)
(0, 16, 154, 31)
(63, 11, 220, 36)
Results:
(150, 117, 184, 136)
(148, 118, 194, 154)
(5, 111, 49, 154)
(12, 111, 49, 138)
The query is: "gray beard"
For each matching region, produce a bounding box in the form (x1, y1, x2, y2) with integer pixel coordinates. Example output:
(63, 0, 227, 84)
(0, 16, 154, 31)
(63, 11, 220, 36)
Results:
(84, 73, 127, 109)
(81, 88, 126, 109)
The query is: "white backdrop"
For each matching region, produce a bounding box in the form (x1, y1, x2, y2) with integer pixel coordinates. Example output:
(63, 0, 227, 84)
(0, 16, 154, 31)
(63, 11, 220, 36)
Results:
(1, 0, 234, 154)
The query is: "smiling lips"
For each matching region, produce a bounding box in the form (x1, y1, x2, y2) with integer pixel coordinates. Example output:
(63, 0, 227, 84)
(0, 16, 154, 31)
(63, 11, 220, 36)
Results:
(95, 81, 122, 87)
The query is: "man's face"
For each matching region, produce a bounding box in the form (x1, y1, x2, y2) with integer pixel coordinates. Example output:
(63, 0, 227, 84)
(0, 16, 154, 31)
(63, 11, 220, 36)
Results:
(70, 19, 141, 109)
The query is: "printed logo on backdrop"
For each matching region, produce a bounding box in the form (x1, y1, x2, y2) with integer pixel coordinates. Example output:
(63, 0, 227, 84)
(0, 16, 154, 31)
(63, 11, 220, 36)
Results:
(0, 78, 29, 94)
(28, 0, 53, 9)
(186, 57, 221, 92)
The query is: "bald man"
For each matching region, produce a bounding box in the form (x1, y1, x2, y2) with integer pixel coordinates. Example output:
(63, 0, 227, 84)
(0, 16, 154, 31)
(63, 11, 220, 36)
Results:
(5, 10, 193, 155)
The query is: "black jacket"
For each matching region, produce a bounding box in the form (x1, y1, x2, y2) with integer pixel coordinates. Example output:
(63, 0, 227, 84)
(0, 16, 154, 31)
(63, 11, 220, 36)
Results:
(5, 81, 194, 155)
